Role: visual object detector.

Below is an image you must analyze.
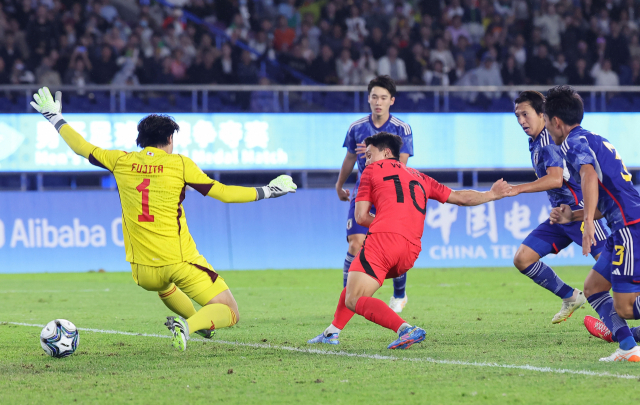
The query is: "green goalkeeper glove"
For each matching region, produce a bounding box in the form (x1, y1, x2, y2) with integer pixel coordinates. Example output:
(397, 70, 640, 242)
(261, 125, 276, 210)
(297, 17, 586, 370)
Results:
(30, 87, 66, 131)
(256, 175, 298, 200)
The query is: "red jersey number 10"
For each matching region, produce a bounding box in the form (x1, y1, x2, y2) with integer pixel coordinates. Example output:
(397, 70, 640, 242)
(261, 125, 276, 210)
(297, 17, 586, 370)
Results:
(383, 175, 427, 214)
(136, 179, 155, 222)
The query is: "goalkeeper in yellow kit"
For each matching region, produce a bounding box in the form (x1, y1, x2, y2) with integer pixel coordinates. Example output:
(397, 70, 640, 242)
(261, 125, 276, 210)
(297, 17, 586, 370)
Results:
(31, 87, 297, 351)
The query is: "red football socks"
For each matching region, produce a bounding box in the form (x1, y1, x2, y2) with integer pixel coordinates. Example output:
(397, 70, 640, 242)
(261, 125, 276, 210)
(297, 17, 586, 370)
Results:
(332, 288, 355, 329)
(355, 296, 405, 332)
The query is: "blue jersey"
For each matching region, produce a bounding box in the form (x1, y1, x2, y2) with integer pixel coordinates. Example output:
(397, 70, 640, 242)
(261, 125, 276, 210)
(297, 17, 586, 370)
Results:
(560, 126, 640, 233)
(529, 128, 582, 208)
(343, 114, 414, 191)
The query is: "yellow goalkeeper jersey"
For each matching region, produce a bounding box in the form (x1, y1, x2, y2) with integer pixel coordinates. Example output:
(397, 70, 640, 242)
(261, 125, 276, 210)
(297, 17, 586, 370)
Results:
(58, 124, 257, 266)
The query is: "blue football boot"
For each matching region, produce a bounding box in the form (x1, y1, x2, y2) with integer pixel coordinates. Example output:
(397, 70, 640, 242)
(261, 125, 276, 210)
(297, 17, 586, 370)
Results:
(387, 326, 426, 349)
(307, 333, 339, 345)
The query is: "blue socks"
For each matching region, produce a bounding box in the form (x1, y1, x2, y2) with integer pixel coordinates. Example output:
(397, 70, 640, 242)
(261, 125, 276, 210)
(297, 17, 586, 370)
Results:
(393, 273, 407, 299)
(343, 253, 355, 288)
(522, 262, 574, 299)
(588, 291, 636, 349)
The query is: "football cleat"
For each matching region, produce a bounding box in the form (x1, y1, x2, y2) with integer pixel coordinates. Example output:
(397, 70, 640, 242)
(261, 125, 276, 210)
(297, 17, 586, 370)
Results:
(388, 326, 426, 350)
(389, 294, 408, 313)
(584, 315, 614, 343)
(599, 346, 640, 362)
(551, 290, 586, 324)
(165, 316, 189, 351)
(307, 333, 339, 345)
(195, 329, 215, 339)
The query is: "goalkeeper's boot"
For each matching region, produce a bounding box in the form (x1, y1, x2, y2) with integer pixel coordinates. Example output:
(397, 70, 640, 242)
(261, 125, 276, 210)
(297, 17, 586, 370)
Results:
(599, 346, 640, 362)
(584, 315, 614, 343)
(195, 329, 215, 339)
(551, 289, 586, 324)
(307, 333, 339, 345)
(388, 326, 426, 350)
(389, 294, 408, 313)
(165, 316, 189, 351)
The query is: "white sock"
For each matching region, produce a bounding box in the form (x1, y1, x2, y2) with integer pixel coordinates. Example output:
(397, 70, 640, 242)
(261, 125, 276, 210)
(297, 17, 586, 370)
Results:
(324, 324, 341, 337)
(397, 323, 411, 336)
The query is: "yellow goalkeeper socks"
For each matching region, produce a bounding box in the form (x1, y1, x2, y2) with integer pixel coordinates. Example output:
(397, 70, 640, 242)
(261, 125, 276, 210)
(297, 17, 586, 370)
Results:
(158, 285, 197, 319)
(186, 303, 237, 333)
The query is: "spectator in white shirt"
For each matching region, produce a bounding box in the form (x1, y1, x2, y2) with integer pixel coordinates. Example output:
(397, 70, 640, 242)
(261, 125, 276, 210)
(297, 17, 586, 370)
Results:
(356, 46, 377, 84)
(591, 58, 620, 86)
(345, 5, 368, 43)
(430, 37, 455, 72)
(534, 4, 564, 48)
(377, 45, 407, 83)
(336, 48, 357, 84)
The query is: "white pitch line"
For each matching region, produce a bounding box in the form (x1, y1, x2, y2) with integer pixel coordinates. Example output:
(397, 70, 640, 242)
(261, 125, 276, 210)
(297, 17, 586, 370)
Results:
(0, 289, 110, 294)
(5, 321, 639, 381)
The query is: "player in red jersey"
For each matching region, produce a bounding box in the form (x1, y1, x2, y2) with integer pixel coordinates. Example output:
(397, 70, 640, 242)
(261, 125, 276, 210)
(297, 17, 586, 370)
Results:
(308, 132, 512, 349)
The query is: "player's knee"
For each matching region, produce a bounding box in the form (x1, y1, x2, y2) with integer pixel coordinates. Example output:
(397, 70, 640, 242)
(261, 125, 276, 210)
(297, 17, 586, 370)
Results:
(348, 239, 363, 256)
(513, 251, 533, 272)
(345, 292, 360, 312)
(614, 300, 635, 319)
(582, 282, 600, 299)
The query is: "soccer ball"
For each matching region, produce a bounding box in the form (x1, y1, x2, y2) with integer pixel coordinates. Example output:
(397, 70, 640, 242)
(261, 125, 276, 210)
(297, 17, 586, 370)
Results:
(40, 319, 79, 358)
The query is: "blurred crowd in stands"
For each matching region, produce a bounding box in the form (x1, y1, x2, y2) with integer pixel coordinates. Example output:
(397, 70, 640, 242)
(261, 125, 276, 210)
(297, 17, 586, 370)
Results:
(0, 0, 639, 91)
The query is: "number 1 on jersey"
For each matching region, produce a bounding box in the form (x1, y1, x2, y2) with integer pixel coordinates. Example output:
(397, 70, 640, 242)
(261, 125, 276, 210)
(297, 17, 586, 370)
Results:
(136, 179, 155, 222)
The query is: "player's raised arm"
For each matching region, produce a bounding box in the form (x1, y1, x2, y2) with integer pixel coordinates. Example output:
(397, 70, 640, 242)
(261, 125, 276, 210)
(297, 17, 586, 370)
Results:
(182, 156, 296, 203)
(446, 179, 512, 206)
(31, 87, 125, 171)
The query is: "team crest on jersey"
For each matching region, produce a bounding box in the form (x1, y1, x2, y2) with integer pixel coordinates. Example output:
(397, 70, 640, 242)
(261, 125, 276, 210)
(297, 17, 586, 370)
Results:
(147, 151, 154, 156)
(533, 151, 539, 166)
(346, 218, 353, 230)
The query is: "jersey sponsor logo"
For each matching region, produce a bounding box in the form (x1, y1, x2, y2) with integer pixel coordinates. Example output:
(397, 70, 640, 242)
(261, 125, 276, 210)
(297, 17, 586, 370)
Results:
(612, 268, 621, 276)
(131, 163, 164, 174)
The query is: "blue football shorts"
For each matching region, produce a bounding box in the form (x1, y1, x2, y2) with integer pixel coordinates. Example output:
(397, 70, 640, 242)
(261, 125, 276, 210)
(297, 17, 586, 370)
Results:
(593, 224, 640, 293)
(522, 218, 608, 259)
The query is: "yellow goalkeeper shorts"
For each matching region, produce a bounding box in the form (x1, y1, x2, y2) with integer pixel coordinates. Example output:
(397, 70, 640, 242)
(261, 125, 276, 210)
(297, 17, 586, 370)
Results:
(131, 255, 229, 306)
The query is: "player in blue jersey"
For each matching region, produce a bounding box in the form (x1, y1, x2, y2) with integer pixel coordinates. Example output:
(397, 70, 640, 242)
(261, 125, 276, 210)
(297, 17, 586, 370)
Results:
(546, 85, 640, 362)
(335, 75, 414, 313)
(508, 91, 608, 324)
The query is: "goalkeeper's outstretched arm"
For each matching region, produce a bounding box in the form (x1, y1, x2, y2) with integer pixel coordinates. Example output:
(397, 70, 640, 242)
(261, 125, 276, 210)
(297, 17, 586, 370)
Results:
(182, 155, 297, 203)
(31, 87, 126, 171)
(31, 87, 96, 158)
(205, 175, 298, 203)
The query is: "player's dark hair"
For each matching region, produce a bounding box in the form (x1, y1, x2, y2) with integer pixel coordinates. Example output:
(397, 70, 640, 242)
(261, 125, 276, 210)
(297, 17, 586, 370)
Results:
(543, 85, 584, 126)
(136, 114, 180, 148)
(364, 132, 403, 158)
(368, 75, 397, 97)
(514, 90, 545, 115)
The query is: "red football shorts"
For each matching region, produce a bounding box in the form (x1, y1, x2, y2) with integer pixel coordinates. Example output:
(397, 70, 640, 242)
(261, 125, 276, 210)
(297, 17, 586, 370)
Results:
(349, 232, 421, 286)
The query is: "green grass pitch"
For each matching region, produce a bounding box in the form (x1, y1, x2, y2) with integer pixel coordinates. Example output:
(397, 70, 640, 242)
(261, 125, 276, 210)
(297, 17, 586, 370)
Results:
(2, 267, 640, 404)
